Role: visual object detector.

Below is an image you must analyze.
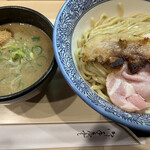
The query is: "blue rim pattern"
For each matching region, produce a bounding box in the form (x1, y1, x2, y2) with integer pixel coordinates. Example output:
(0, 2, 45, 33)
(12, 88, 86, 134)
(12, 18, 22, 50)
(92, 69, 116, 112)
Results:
(53, 0, 150, 131)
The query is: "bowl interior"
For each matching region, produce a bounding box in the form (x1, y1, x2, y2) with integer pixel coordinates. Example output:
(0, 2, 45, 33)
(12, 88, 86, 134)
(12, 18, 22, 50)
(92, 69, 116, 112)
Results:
(0, 6, 53, 39)
(54, 0, 150, 131)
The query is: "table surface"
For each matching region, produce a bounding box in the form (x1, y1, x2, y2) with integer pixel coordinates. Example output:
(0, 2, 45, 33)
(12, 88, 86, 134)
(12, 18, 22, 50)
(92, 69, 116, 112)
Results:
(0, 1, 150, 150)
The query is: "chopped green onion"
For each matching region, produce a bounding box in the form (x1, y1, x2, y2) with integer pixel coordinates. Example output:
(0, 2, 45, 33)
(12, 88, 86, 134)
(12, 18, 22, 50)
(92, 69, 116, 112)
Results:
(38, 55, 47, 60)
(35, 55, 47, 67)
(0, 51, 2, 56)
(8, 47, 26, 64)
(0, 77, 5, 83)
(22, 45, 30, 52)
(0, 58, 7, 62)
(30, 52, 34, 59)
(18, 80, 24, 90)
(32, 37, 40, 42)
(36, 63, 42, 67)
(14, 73, 20, 78)
(12, 55, 22, 63)
(32, 46, 42, 55)
(2, 40, 17, 49)
(22, 46, 32, 61)
(11, 49, 25, 64)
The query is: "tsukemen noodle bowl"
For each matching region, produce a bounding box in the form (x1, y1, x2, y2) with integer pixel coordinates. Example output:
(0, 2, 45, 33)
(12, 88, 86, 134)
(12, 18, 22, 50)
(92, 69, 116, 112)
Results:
(53, 0, 150, 131)
(0, 6, 56, 103)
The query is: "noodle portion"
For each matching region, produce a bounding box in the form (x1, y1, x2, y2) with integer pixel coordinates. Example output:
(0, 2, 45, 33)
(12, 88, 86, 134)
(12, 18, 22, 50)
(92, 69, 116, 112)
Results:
(88, 14, 150, 41)
(75, 9, 150, 103)
(75, 48, 111, 100)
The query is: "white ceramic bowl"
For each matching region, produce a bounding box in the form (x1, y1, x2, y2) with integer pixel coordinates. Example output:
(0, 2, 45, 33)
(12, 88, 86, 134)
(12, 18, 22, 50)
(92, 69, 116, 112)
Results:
(53, 0, 150, 131)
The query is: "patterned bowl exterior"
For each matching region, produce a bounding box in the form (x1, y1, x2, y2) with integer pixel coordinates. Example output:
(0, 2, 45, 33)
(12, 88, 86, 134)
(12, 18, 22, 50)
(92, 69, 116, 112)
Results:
(53, 0, 150, 131)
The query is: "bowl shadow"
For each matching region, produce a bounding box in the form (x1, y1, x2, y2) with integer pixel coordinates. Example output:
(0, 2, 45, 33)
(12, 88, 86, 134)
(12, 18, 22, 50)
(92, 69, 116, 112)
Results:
(4, 68, 76, 119)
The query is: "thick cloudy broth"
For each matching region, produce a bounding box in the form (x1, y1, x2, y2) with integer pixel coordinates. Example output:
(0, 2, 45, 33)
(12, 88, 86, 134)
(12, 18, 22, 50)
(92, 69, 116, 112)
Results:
(0, 23, 53, 96)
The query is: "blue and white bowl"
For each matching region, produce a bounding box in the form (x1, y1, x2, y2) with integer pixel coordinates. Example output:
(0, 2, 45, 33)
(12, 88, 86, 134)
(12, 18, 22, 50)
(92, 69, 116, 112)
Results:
(53, 0, 150, 131)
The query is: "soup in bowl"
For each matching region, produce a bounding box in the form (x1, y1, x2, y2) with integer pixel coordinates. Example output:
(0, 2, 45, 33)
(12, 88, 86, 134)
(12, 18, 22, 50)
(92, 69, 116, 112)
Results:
(0, 6, 56, 103)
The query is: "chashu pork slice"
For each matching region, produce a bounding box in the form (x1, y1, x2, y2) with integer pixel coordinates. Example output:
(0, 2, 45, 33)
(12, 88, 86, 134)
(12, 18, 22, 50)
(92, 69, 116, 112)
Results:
(82, 34, 119, 63)
(106, 64, 150, 112)
(82, 34, 150, 73)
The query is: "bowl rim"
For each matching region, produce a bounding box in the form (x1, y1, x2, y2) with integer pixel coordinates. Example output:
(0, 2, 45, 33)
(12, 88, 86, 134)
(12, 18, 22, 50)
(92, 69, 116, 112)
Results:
(0, 6, 56, 102)
(53, 0, 150, 132)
